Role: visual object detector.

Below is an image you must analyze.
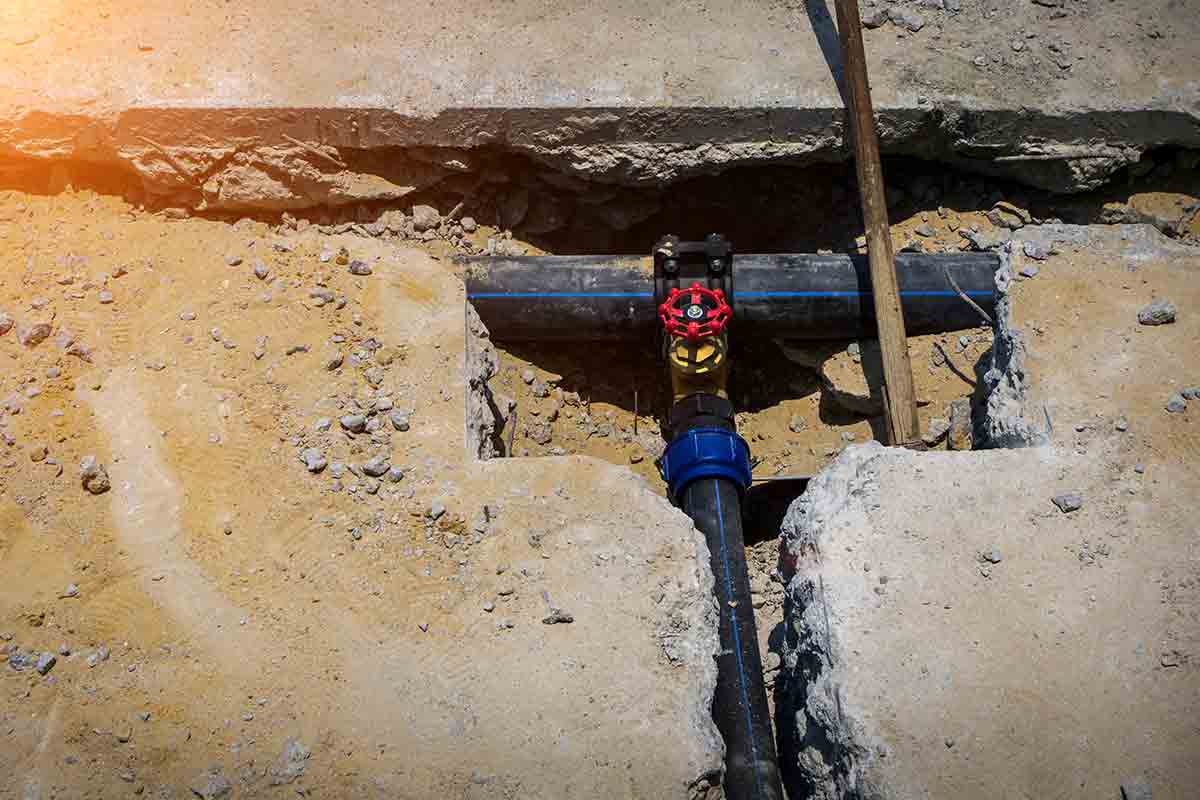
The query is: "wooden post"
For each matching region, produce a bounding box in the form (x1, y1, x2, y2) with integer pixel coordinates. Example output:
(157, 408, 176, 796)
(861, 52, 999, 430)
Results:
(833, 0, 920, 445)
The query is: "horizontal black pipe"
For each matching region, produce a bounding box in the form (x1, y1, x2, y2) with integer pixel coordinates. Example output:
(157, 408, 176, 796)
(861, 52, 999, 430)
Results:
(462, 252, 998, 341)
(683, 476, 784, 800)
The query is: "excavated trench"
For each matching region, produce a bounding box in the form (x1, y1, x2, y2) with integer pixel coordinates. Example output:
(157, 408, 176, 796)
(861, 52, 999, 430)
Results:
(5, 134, 1199, 800)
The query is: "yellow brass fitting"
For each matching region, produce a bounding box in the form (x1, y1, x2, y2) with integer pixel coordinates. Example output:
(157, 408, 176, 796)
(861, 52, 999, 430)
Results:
(667, 331, 730, 402)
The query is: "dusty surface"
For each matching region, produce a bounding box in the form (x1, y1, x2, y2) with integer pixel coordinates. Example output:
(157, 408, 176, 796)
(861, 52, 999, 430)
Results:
(0, 192, 724, 799)
(776, 226, 1200, 799)
(1, 0, 1198, 204)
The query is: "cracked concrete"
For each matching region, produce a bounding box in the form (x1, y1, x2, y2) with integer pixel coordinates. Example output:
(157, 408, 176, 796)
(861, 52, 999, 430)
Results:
(2, 0, 1198, 211)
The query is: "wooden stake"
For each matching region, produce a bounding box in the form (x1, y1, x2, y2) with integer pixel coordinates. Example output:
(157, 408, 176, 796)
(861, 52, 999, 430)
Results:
(833, 0, 919, 445)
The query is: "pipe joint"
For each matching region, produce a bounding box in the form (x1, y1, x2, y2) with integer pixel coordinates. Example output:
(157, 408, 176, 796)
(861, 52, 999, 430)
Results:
(658, 427, 752, 503)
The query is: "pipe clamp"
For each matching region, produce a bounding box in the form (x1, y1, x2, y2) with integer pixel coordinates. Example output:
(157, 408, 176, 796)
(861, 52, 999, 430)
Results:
(658, 427, 752, 502)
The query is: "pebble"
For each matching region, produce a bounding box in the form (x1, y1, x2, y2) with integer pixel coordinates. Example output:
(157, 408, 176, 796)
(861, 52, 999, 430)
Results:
(1022, 240, 1050, 260)
(179, 311, 197, 321)
(300, 448, 327, 473)
(542, 608, 574, 625)
(1166, 394, 1187, 413)
(314, 417, 332, 432)
(429, 500, 446, 520)
(461, 217, 478, 233)
(914, 223, 935, 237)
(389, 411, 411, 432)
(17, 322, 52, 347)
(225, 255, 243, 267)
(386, 465, 405, 483)
(1137, 300, 1176, 326)
(0, 312, 12, 336)
(1018, 264, 1040, 279)
(1182, 387, 1200, 400)
(35, 652, 56, 675)
(189, 770, 232, 800)
(1115, 416, 1129, 432)
(361, 454, 390, 478)
(411, 205, 441, 232)
(348, 260, 373, 276)
(521, 368, 536, 385)
(98, 290, 114, 304)
(253, 261, 269, 280)
(61, 583, 80, 599)
(888, 7, 925, 31)
(79, 455, 112, 494)
(340, 414, 367, 433)
(922, 417, 950, 446)
(482, 601, 496, 613)
(324, 352, 344, 371)
(982, 550, 1003, 564)
(1051, 493, 1083, 513)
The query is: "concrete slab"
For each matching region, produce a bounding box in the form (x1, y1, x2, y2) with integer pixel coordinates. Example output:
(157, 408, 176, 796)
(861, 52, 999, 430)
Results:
(778, 442, 1200, 800)
(1, 0, 1197, 204)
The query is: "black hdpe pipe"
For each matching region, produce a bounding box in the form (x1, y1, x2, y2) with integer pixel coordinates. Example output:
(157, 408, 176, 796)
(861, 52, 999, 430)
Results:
(462, 252, 998, 342)
(685, 475, 783, 800)
(662, 397, 783, 800)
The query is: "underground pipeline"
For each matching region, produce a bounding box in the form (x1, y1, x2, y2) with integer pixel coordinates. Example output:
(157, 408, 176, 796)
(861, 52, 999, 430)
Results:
(461, 251, 999, 341)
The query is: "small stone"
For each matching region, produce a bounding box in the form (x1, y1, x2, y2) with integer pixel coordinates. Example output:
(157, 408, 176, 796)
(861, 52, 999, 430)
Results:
(887, 7, 925, 31)
(542, 608, 574, 625)
(1051, 493, 1083, 513)
(788, 415, 807, 433)
(253, 261, 269, 280)
(363, 367, 385, 387)
(80, 455, 111, 494)
(386, 465, 405, 483)
(179, 311, 197, 321)
(190, 770, 232, 800)
(324, 352, 344, 371)
(1138, 300, 1176, 326)
(60, 583, 80, 599)
(1120, 777, 1153, 800)
(314, 417, 332, 432)
(429, 500, 446, 520)
(461, 217, 478, 233)
(340, 414, 367, 433)
(285, 344, 309, 356)
(17, 322, 52, 347)
(0, 312, 12, 336)
(1115, 416, 1129, 432)
(1018, 264, 1040, 279)
(914, 223, 935, 237)
(361, 454, 390, 478)
(417, 622, 429, 633)
(300, 448, 327, 473)
(225, 255, 243, 267)
(862, 8, 890, 28)
(1022, 240, 1050, 260)
(98, 290, 114, 304)
(1181, 387, 1200, 400)
(483, 602, 496, 613)
(982, 550, 1002, 564)
(348, 260, 373, 276)
(268, 738, 311, 786)
(521, 368, 536, 385)
(138, 711, 151, 722)
(1166, 394, 1187, 413)
(389, 411, 410, 432)
(35, 652, 56, 675)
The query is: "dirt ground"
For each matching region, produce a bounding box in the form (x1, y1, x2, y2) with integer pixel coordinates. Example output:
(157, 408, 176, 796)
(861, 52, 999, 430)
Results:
(0, 192, 727, 799)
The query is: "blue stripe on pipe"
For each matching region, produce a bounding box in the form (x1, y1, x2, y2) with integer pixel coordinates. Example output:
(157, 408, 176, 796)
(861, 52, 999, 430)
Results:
(467, 290, 991, 299)
(466, 291, 654, 298)
(738, 290, 993, 298)
(712, 479, 767, 800)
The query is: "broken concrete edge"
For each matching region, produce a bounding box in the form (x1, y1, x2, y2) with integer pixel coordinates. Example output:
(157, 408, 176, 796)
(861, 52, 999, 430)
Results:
(776, 441, 893, 800)
(977, 242, 1047, 449)
(465, 310, 726, 796)
(2, 104, 1198, 211)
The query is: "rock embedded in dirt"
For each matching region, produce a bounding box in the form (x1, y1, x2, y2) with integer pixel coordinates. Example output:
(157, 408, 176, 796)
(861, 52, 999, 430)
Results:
(862, 8, 890, 28)
(1018, 263, 1040, 279)
(461, 217, 478, 233)
(300, 448, 327, 473)
(888, 7, 925, 31)
(324, 351, 343, 371)
(1138, 300, 1177, 326)
(35, 652, 56, 675)
(389, 410, 410, 431)
(1022, 240, 1050, 261)
(98, 290, 114, 304)
(189, 770, 232, 800)
(17, 322, 52, 347)
(348, 259, 373, 276)
(1183, 387, 1200, 400)
(922, 417, 950, 446)
(362, 454, 390, 477)
(0, 312, 12, 336)
(340, 414, 367, 433)
(253, 261, 269, 280)
(1166, 393, 1187, 413)
(542, 608, 574, 625)
(268, 738, 311, 786)
(80, 455, 112, 494)
(1052, 493, 1083, 513)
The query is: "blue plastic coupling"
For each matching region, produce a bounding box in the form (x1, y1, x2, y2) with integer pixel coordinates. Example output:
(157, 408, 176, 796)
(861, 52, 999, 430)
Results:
(659, 427, 753, 502)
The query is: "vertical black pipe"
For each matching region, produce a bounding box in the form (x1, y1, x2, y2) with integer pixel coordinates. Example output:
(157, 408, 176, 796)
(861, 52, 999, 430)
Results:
(683, 477, 783, 800)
